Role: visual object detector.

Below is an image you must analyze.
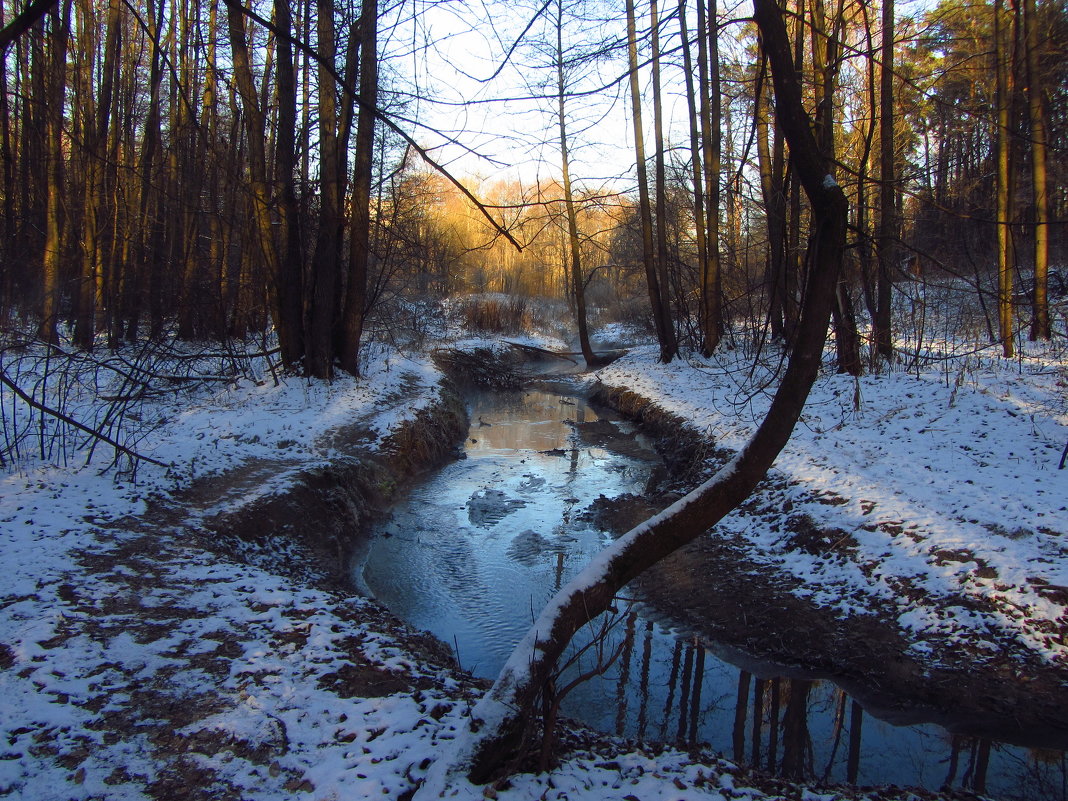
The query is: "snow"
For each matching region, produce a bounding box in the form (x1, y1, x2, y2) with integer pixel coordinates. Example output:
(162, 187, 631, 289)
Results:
(593, 338, 1068, 665)
(2, 328, 1063, 800)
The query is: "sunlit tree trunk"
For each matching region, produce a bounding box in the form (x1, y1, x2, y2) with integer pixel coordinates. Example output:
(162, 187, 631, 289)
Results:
(994, 0, 1014, 357)
(783, 0, 805, 341)
(226, 0, 290, 353)
(38, 0, 71, 344)
(123, 0, 166, 341)
(680, 0, 706, 352)
(695, 0, 723, 354)
(874, 0, 895, 363)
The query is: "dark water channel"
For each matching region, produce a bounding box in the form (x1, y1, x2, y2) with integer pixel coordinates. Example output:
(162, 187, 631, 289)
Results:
(356, 385, 1066, 800)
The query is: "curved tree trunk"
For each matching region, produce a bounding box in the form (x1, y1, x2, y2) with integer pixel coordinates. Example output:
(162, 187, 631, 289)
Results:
(413, 0, 847, 792)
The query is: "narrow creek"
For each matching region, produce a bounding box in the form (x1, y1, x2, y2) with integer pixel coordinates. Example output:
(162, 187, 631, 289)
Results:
(355, 382, 1066, 801)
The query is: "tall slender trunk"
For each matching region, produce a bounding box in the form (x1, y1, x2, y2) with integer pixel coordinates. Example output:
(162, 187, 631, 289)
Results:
(812, 0, 862, 375)
(700, 0, 723, 353)
(679, 0, 707, 353)
(274, 0, 305, 366)
(994, 0, 1014, 357)
(307, 0, 341, 377)
(38, 0, 71, 344)
(755, 52, 787, 341)
(625, 0, 672, 362)
(874, 0, 895, 362)
(650, 0, 677, 360)
(339, 0, 378, 376)
(225, 0, 282, 349)
(75, 0, 121, 349)
(553, 1, 594, 365)
(1024, 0, 1049, 340)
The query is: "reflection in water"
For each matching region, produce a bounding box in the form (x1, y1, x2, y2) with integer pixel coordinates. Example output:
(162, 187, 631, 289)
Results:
(358, 387, 1067, 801)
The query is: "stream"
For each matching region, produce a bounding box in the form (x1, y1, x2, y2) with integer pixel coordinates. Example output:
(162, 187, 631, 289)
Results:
(356, 382, 1066, 800)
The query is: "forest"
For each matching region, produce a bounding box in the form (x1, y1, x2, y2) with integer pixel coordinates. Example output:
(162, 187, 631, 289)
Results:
(1, 0, 1067, 799)
(0, 0, 1064, 378)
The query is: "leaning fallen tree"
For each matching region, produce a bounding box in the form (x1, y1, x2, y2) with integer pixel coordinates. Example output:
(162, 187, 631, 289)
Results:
(414, 0, 848, 793)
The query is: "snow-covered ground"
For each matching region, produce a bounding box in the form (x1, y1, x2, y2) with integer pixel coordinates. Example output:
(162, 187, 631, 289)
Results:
(2, 329, 1064, 800)
(595, 339, 1068, 667)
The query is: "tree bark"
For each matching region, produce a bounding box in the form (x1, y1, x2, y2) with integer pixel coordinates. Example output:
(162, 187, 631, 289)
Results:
(552, 1, 595, 366)
(273, 0, 305, 367)
(225, 0, 280, 346)
(413, 0, 847, 790)
(994, 0, 1014, 358)
(1023, 0, 1049, 341)
(37, 0, 70, 344)
(650, 0, 678, 361)
(874, 0, 895, 362)
(306, 0, 341, 378)
(625, 0, 672, 363)
(691, 0, 723, 355)
(755, 51, 787, 341)
(338, 0, 378, 376)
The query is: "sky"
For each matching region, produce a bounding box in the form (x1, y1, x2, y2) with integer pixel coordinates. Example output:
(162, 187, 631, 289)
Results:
(386, 0, 937, 195)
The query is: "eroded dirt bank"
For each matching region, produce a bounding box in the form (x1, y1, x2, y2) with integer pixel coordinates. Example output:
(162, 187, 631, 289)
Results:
(589, 383, 1068, 753)
(185, 380, 469, 588)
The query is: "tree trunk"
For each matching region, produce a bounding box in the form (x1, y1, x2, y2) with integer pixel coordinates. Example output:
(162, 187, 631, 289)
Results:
(625, 0, 672, 363)
(413, 0, 847, 790)
(338, 0, 378, 376)
(873, 0, 895, 363)
(553, 1, 594, 366)
(755, 52, 787, 342)
(273, 0, 305, 367)
(812, 0, 862, 375)
(306, 0, 341, 378)
(679, 0, 710, 354)
(225, 0, 279, 346)
(650, 0, 678, 361)
(1024, 0, 1049, 341)
(37, 0, 70, 344)
(74, 0, 120, 350)
(994, 0, 1014, 358)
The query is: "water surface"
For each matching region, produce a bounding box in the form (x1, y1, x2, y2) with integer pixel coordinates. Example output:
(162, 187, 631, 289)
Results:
(357, 385, 1066, 800)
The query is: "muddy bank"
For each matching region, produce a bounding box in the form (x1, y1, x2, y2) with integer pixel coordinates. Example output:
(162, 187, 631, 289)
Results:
(190, 382, 469, 589)
(589, 383, 1068, 753)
